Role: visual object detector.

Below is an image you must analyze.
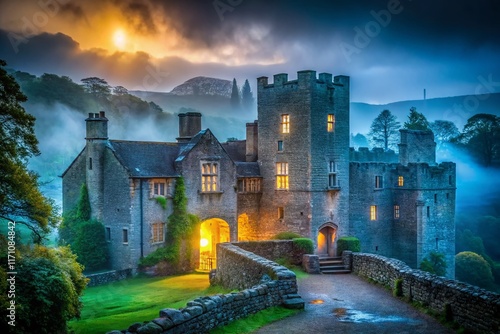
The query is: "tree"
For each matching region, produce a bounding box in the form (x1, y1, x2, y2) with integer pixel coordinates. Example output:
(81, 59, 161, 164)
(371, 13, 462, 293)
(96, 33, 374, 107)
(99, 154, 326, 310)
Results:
(241, 79, 254, 111)
(429, 120, 459, 148)
(230, 78, 240, 109)
(420, 251, 447, 276)
(0, 59, 58, 239)
(457, 113, 500, 166)
(81, 77, 111, 100)
(113, 85, 129, 95)
(404, 107, 430, 131)
(455, 251, 494, 290)
(368, 109, 400, 151)
(8, 244, 88, 333)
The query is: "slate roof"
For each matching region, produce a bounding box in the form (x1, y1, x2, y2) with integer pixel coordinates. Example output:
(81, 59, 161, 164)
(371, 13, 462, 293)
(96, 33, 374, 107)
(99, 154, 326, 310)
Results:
(221, 140, 247, 162)
(109, 140, 180, 177)
(235, 162, 261, 177)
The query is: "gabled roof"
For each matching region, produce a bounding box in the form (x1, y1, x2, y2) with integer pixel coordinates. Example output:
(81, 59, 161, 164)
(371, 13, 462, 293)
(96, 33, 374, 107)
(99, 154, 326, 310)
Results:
(221, 140, 247, 162)
(235, 162, 261, 177)
(175, 129, 208, 163)
(109, 140, 180, 177)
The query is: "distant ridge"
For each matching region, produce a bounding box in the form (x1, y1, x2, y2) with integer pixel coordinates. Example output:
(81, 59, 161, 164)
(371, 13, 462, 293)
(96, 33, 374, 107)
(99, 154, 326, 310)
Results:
(170, 76, 232, 98)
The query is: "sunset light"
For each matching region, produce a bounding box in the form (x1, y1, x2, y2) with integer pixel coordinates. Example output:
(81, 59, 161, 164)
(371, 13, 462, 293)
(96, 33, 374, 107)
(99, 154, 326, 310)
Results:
(113, 29, 126, 49)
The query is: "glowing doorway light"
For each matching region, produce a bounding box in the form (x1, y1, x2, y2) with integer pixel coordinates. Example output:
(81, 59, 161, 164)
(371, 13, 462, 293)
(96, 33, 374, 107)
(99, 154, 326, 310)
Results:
(200, 238, 209, 247)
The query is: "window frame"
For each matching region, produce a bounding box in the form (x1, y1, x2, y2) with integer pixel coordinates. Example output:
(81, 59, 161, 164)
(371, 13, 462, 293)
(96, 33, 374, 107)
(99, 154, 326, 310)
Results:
(278, 207, 284, 219)
(277, 140, 283, 152)
(105, 227, 111, 242)
(151, 222, 165, 243)
(375, 176, 383, 189)
(237, 178, 261, 193)
(327, 114, 335, 132)
(122, 228, 129, 244)
(398, 176, 404, 187)
(281, 114, 290, 134)
(370, 205, 377, 221)
(328, 161, 338, 188)
(276, 162, 289, 190)
(394, 205, 400, 219)
(201, 161, 220, 193)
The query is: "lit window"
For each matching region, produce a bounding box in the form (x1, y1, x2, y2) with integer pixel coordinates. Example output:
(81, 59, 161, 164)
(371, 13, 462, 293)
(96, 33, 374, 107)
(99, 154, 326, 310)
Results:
(276, 162, 289, 189)
(151, 222, 165, 243)
(201, 162, 219, 192)
(328, 161, 338, 188)
(398, 176, 404, 187)
(278, 207, 284, 219)
(237, 178, 261, 193)
(281, 114, 290, 134)
(370, 205, 377, 221)
(123, 229, 128, 244)
(327, 114, 335, 132)
(394, 205, 400, 219)
(278, 140, 283, 152)
(105, 227, 111, 242)
(153, 181, 166, 196)
(375, 176, 383, 189)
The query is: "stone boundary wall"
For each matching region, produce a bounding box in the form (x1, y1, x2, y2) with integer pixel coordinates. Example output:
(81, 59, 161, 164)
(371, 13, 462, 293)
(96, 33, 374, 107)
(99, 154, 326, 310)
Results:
(86, 269, 132, 287)
(234, 240, 305, 266)
(350, 253, 500, 334)
(108, 243, 301, 334)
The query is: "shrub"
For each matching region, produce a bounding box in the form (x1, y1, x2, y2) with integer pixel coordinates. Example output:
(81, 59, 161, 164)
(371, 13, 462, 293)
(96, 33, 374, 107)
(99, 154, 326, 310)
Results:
(272, 231, 302, 240)
(393, 278, 403, 297)
(420, 251, 447, 276)
(73, 219, 109, 272)
(337, 236, 361, 254)
(155, 196, 167, 209)
(455, 251, 494, 289)
(292, 238, 314, 254)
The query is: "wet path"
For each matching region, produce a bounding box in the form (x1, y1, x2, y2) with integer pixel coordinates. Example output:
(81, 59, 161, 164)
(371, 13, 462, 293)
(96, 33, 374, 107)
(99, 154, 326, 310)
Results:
(254, 274, 454, 334)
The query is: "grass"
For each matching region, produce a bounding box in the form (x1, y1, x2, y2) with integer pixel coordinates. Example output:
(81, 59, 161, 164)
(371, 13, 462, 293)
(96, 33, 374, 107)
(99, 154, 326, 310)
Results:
(69, 273, 229, 334)
(209, 306, 302, 334)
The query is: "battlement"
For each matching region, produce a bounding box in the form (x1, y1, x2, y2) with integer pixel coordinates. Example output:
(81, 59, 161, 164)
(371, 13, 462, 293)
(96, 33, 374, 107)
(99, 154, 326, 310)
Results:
(257, 70, 349, 91)
(349, 147, 398, 163)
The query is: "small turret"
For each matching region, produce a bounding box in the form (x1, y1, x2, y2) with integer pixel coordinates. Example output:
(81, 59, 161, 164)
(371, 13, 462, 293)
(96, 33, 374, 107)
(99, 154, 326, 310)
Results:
(177, 112, 202, 143)
(86, 111, 108, 140)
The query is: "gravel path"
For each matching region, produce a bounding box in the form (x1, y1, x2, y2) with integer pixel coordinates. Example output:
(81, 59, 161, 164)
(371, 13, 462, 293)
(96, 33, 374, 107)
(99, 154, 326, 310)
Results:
(254, 274, 455, 334)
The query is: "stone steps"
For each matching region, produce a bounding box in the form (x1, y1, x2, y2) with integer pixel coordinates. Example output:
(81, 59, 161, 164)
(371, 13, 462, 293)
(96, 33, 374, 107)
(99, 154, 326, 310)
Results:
(319, 256, 351, 274)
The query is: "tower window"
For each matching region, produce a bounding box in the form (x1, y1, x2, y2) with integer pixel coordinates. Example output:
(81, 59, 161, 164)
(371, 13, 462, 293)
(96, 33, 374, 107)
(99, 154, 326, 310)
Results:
(276, 162, 289, 190)
(281, 114, 290, 134)
(122, 229, 128, 244)
(278, 207, 284, 219)
(278, 140, 283, 152)
(446, 193, 449, 199)
(375, 176, 383, 189)
(434, 194, 438, 204)
(370, 205, 377, 221)
(327, 114, 335, 132)
(328, 161, 338, 188)
(89, 157, 93, 170)
(394, 205, 400, 219)
(427, 206, 430, 218)
(105, 227, 111, 242)
(201, 162, 219, 192)
(398, 176, 404, 187)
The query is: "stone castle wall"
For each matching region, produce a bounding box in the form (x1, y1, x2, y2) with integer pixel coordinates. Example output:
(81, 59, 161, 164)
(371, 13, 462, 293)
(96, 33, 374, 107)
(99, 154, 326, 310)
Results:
(234, 240, 308, 265)
(109, 243, 301, 334)
(350, 253, 499, 334)
(349, 147, 398, 163)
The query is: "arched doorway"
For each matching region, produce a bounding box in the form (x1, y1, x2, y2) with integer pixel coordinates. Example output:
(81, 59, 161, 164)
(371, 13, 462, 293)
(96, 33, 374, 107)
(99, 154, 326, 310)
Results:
(199, 218, 230, 270)
(317, 224, 337, 257)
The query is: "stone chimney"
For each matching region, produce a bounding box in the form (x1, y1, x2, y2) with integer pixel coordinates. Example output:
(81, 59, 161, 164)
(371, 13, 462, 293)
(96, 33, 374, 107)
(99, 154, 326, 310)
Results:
(177, 112, 202, 143)
(246, 120, 258, 162)
(85, 111, 108, 140)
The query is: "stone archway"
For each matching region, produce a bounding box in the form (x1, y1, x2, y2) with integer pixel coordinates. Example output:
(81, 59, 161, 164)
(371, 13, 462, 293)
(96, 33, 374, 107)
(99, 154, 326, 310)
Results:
(317, 223, 338, 257)
(199, 218, 230, 270)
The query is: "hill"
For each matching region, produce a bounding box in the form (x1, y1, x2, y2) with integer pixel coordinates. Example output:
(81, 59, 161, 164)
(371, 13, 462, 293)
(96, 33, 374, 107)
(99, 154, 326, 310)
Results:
(170, 76, 232, 98)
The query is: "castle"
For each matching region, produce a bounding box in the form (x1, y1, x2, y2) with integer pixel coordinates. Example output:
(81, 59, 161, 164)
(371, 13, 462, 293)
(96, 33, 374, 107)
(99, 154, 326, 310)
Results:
(62, 70, 456, 278)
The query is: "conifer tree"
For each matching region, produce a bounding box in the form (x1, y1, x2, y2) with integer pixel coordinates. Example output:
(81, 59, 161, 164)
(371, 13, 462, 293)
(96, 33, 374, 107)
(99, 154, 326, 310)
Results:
(404, 107, 430, 131)
(241, 79, 254, 111)
(230, 78, 240, 109)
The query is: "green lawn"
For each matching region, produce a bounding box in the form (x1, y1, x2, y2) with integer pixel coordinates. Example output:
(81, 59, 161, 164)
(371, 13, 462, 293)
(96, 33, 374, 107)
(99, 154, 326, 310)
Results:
(69, 273, 228, 334)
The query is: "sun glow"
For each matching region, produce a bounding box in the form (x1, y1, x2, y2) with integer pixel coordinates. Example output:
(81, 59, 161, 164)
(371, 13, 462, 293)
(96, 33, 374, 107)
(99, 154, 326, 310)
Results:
(113, 29, 126, 49)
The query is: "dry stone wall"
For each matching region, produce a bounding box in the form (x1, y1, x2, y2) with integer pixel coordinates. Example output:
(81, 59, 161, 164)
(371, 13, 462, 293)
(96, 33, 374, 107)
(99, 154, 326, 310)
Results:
(351, 253, 500, 334)
(108, 243, 302, 334)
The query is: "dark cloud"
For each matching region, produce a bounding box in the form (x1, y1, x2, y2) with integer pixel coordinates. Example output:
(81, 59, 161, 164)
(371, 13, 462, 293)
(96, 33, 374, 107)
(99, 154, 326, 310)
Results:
(121, 2, 158, 34)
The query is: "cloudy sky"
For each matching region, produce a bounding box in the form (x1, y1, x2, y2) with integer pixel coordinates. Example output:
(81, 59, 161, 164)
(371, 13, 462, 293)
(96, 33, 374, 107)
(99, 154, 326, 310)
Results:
(1, 0, 499, 103)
